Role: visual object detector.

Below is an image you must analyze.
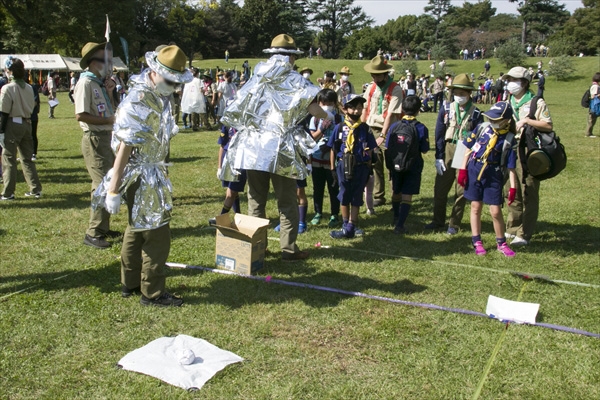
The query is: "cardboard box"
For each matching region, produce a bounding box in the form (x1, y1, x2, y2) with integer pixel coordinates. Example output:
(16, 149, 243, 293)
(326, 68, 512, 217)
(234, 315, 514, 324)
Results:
(214, 213, 270, 275)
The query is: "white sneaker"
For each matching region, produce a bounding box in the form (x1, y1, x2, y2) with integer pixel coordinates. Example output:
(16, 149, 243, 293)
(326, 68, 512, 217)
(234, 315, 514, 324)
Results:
(446, 227, 458, 235)
(366, 208, 376, 216)
(511, 236, 529, 246)
(505, 232, 516, 240)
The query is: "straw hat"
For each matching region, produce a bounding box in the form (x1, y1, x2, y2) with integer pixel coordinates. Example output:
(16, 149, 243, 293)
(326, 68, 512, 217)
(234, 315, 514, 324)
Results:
(80, 42, 106, 69)
(145, 45, 193, 83)
(449, 73, 475, 91)
(339, 66, 352, 75)
(363, 56, 394, 74)
(263, 34, 303, 55)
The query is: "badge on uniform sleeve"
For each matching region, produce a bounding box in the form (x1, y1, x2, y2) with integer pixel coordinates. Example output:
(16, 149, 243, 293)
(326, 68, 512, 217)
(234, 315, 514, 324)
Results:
(93, 88, 100, 99)
(97, 103, 106, 113)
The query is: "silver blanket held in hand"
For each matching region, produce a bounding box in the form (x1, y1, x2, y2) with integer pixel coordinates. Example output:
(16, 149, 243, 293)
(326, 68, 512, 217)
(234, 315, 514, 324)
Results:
(91, 70, 177, 231)
(219, 54, 320, 182)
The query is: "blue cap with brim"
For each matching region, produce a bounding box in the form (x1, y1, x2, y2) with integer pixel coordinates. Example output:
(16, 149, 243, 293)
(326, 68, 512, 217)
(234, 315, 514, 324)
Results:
(484, 101, 513, 121)
(342, 94, 367, 108)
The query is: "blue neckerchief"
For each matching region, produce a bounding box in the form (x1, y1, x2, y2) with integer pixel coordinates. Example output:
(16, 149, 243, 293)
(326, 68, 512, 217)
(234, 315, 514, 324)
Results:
(80, 71, 113, 114)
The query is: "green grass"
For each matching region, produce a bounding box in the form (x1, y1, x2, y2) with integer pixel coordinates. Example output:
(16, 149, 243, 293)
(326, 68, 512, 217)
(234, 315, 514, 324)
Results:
(1, 57, 599, 399)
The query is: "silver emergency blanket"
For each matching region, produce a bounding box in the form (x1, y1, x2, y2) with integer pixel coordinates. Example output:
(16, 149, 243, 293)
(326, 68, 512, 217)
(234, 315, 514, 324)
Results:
(91, 70, 177, 231)
(219, 54, 320, 181)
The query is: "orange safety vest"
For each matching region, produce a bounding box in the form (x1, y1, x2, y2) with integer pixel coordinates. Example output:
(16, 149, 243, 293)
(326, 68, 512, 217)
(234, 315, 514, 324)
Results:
(365, 81, 399, 121)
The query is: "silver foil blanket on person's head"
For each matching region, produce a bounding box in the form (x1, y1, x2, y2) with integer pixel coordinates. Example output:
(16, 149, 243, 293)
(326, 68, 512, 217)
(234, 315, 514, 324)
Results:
(91, 70, 177, 231)
(219, 54, 320, 181)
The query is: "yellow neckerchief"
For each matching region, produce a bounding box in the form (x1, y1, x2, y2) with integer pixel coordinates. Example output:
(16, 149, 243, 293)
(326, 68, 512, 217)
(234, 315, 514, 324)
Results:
(402, 115, 416, 121)
(344, 117, 362, 153)
(477, 125, 509, 181)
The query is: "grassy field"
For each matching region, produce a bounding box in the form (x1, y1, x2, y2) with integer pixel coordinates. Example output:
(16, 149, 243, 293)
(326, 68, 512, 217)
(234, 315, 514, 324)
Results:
(1, 56, 599, 399)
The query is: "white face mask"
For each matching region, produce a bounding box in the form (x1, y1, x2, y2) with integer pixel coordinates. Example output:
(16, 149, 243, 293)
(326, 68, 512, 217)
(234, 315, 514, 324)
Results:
(507, 81, 522, 95)
(155, 79, 175, 96)
(454, 95, 469, 105)
(341, 75, 349, 82)
(490, 122, 502, 129)
(303, 73, 311, 79)
(321, 105, 334, 113)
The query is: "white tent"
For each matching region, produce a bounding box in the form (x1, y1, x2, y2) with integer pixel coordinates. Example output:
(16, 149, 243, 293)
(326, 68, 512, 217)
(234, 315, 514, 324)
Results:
(60, 56, 128, 72)
(0, 54, 67, 70)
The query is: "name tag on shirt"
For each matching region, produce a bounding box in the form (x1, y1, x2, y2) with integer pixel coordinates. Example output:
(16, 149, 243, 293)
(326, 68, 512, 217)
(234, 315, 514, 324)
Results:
(12, 117, 22, 124)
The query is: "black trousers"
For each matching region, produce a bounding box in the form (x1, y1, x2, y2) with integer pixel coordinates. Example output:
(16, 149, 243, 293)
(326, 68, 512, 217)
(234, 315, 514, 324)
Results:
(312, 166, 340, 216)
(433, 92, 443, 113)
(31, 120, 38, 154)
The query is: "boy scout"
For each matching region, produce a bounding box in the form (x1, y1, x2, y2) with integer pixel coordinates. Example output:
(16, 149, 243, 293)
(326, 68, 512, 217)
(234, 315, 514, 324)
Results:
(362, 56, 403, 207)
(425, 73, 483, 234)
(74, 42, 118, 249)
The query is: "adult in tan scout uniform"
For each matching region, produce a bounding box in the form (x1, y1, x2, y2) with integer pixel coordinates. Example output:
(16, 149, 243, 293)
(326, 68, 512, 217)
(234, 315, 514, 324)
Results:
(425, 73, 483, 234)
(362, 56, 403, 207)
(0, 56, 42, 200)
(504, 66, 553, 246)
(74, 42, 117, 249)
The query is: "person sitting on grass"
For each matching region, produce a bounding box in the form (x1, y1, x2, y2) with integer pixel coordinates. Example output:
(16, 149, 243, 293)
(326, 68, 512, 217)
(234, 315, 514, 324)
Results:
(327, 94, 377, 239)
(384, 96, 430, 235)
(457, 101, 517, 258)
(309, 88, 341, 228)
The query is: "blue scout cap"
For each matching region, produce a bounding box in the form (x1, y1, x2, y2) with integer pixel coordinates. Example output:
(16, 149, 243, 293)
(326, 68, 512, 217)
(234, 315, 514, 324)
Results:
(483, 101, 513, 121)
(342, 94, 367, 108)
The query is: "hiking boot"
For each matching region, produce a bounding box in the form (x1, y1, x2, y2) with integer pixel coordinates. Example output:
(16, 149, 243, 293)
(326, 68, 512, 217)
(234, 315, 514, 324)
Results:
(497, 242, 516, 257)
(83, 234, 111, 249)
(122, 285, 141, 298)
(310, 213, 322, 225)
(473, 241, 487, 256)
(282, 250, 310, 261)
(140, 292, 183, 307)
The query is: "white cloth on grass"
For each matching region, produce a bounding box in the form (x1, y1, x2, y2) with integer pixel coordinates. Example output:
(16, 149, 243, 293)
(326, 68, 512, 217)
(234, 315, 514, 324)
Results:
(486, 295, 540, 325)
(118, 334, 244, 390)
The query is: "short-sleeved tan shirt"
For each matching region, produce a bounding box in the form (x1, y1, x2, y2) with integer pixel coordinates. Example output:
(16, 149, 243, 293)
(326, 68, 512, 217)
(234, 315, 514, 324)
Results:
(364, 82, 404, 129)
(514, 96, 552, 136)
(74, 75, 114, 132)
(590, 83, 599, 98)
(0, 82, 35, 118)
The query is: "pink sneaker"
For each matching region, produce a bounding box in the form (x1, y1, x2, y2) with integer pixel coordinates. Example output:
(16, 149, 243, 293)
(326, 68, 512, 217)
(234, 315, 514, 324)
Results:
(497, 242, 516, 257)
(473, 241, 487, 256)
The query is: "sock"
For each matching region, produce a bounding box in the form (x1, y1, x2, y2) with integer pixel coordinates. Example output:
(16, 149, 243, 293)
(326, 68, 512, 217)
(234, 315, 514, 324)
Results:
(299, 205, 308, 224)
(343, 218, 349, 226)
(221, 205, 231, 215)
(346, 222, 355, 233)
(233, 197, 241, 213)
(396, 202, 412, 229)
(392, 201, 400, 221)
(496, 237, 506, 246)
(472, 235, 482, 245)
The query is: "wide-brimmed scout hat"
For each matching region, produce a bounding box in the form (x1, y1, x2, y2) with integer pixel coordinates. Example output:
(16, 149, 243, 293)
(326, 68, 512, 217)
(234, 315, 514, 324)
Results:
(506, 66, 532, 82)
(449, 73, 475, 91)
(80, 42, 106, 69)
(342, 94, 367, 108)
(527, 150, 552, 176)
(263, 34, 303, 55)
(145, 45, 193, 83)
(299, 67, 313, 75)
(363, 56, 393, 74)
(339, 66, 352, 75)
(217, 70, 225, 77)
(483, 101, 514, 121)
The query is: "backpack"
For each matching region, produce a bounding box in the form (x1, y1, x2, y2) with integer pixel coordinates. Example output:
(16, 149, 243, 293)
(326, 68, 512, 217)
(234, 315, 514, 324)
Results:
(590, 96, 600, 116)
(519, 96, 567, 182)
(41, 81, 50, 96)
(484, 80, 492, 91)
(581, 89, 591, 108)
(384, 120, 420, 173)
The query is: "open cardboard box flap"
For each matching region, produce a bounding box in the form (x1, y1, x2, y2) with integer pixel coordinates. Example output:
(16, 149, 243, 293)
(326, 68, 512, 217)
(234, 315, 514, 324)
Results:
(214, 213, 270, 240)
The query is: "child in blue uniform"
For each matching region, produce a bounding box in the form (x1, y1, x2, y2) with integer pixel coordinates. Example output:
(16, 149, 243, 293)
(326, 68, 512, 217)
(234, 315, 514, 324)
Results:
(309, 88, 341, 228)
(385, 96, 430, 234)
(458, 101, 517, 257)
(214, 124, 246, 222)
(327, 94, 377, 239)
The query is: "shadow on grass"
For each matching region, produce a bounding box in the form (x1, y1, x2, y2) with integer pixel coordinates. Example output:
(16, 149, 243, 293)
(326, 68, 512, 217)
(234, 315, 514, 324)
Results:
(180, 269, 427, 309)
(0, 192, 90, 210)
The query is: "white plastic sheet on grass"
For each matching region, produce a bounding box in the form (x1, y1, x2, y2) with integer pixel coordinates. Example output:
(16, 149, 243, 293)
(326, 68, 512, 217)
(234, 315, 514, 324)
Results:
(486, 295, 540, 324)
(118, 334, 243, 390)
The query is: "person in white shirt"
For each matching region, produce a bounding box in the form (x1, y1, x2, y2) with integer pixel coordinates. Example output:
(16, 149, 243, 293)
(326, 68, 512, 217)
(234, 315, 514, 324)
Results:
(216, 71, 237, 121)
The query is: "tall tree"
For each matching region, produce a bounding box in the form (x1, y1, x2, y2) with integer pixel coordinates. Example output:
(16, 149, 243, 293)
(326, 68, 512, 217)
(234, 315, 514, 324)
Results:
(238, 0, 283, 56)
(423, 0, 452, 43)
(199, 0, 246, 59)
(509, 0, 569, 44)
(309, 0, 374, 59)
(557, 0, 600, 56)
(447, 0, 496, 29)
(166, 1, 206, 66)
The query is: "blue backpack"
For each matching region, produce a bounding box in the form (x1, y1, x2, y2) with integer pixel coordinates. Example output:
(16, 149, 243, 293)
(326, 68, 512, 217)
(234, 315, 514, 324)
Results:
(590, 96, 600, 116)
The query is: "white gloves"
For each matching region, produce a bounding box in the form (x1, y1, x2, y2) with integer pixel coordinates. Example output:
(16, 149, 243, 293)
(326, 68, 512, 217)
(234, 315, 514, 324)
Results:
(0, 133, 4, 149)
(435, 159, 446, 176)
(217, 168, 222, 180)
(105, 192, 121, 214)
(306, 164, 313, 175)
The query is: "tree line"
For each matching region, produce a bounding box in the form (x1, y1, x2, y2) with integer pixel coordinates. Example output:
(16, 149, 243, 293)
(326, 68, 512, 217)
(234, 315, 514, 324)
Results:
(0, 0, 597, 65)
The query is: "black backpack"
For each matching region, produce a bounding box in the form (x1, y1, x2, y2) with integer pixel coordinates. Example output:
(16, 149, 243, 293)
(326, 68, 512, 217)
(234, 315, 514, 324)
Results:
(581, 89, 591, 108)
(519, 96, 567, 182)
(385, 120, 420, 173)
